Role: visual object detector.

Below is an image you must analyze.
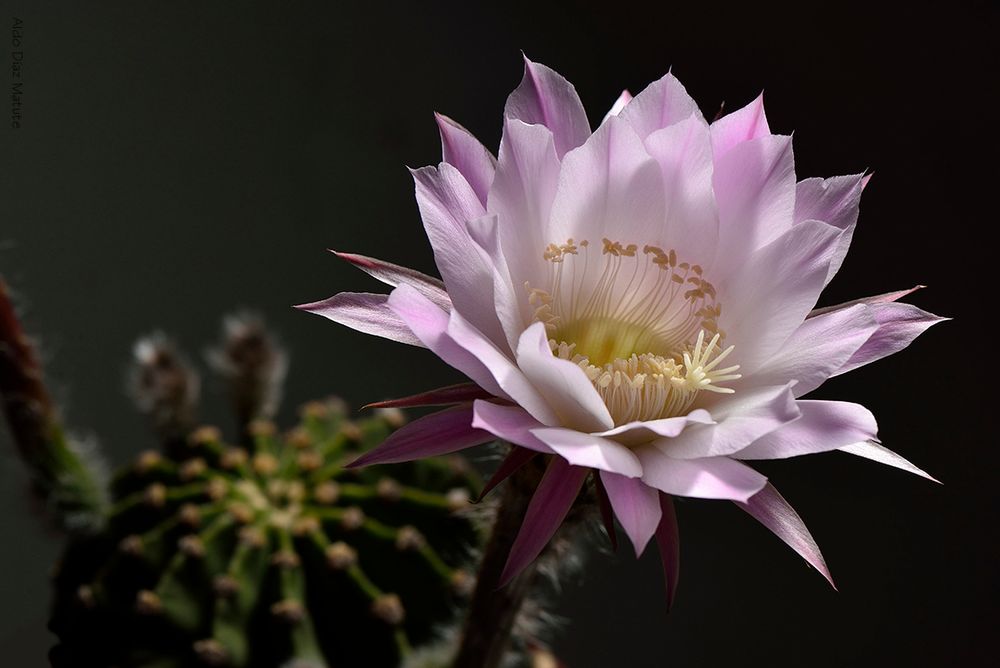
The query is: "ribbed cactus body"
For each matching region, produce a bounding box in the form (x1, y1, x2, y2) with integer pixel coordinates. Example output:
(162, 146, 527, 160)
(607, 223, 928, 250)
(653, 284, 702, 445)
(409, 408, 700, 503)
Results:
(48, 402, 480, 668)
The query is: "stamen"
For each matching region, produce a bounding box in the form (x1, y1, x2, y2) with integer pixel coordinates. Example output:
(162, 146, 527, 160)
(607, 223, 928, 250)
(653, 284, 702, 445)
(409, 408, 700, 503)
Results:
(531, 238, 739, 426)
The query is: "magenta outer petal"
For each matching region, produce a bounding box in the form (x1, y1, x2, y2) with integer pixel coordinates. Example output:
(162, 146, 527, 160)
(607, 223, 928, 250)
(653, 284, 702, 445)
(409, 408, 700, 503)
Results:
(499, 457, 590, 587)
(516, 323, 614, 432)
(471, 400, 554, 454)
(435, 112, 496, 207)
(364, 383, 494, 410)
(808, 285, 924, 318)
(347, 405, 493, 468)
(712, 134, 796, 268)
(834, 302, 946, 376)
(600, 471, 662, 556)
(839, 441, 939, 482)
(752, 304, 879, 397)
(477, 446, 539, 502)
(638, 450, 767, 502)
(710, 92, 770, 157)
(654, 385, 799, 460)
(736, 400, 878, 460)
(735, 482, 834, 588)
(620, 72, 702, 139)
(504, 55, 591, 158)
(296, 292, 424, 348)
(655, 493, 680, 609)
(531, 427, 642, 478)
(331, 251, 451, 310)
(411, 163, 506, 347)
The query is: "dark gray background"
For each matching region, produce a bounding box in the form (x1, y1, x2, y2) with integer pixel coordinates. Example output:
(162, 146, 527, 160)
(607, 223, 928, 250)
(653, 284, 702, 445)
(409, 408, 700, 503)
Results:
(1, 1, 996, 666)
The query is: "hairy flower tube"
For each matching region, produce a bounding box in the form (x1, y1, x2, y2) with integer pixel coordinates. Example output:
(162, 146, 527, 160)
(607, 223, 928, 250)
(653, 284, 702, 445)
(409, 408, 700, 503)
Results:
(300, 56, 944, 602)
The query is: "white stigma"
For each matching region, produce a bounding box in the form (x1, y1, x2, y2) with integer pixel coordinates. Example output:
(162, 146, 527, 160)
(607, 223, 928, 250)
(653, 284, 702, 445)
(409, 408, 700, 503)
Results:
(534, 238, 741, 425)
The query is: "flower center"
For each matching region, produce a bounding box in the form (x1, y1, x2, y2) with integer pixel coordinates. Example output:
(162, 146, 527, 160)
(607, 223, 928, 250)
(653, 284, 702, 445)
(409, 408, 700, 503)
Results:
(528, 238, 741, 424)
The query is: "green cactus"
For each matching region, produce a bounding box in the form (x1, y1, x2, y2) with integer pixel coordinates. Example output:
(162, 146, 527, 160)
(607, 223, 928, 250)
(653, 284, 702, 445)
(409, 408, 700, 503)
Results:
(49, 403, 479, 668)
(0, 281, 481, 668)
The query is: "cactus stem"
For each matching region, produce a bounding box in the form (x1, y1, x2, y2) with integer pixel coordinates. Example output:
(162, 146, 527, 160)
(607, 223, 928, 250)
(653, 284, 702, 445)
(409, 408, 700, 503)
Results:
(334, 481, 459, 511)
(156, 513, 234, 594)
(109, 481, 210, 517)
(307, 456, 356, 485)
(394, 628, 412, 659)
(0, 278, 109, 532)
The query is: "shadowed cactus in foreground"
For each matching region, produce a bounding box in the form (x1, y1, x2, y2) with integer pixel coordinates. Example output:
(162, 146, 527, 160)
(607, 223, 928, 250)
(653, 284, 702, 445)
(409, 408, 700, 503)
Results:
(0, 282, 481, 668)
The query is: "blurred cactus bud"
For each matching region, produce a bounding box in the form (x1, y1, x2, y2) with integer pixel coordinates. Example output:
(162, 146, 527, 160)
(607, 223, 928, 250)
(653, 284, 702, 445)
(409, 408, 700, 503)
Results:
(208, 313, 288, 429)
(129, 333, 200, 439)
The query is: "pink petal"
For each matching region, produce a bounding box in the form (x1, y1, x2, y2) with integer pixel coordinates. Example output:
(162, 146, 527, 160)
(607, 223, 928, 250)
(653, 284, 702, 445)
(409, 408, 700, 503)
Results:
(834, 302, 946, 376)
(712, 134, 797, 268)
(794, 174, 866, 230)
(464, 213, 532, 355)
(638, 450, 767, 502)
(515, 323, 614, 432)
(499, 457, 590, 586)
(476, 445, 539, 502)
(386, 291, 544, 433)
(620, 72, 702, 139)
(411, 163, 506, 347)
(593, 409, 713, 447)
(654, 385, 799, 459)
(808, 285, 924, 318)
(471, 400, 554, 454)
(710, 92, 770, 157)
(448, 310, 559, 426)
(736, 400, 878, 460)
(643, 114, 718, 266)
(793, 174, 866, 284)
(330, 250, 450, 310)
(531, 427, 642, 477)
(839, 441, 939, 482)
(388, 286, 557, 426)
(655, 493, 681, 609)
(296, 292, 423, 347)
(388, 284, 507, 398)
(600, 471, 662, 556)
(601, 89, 633, 124)
(347, 405, 493, 468)
(751, 303, 879, 397)
(548, 115, 665, 255)
(504, 55, 591, 158)
(435, 112, 496, 207)
(364, 383, 494, 410)
(735, 483, 834, 587)
(719, 220, 843, 373)
(488, 119, 561, 325)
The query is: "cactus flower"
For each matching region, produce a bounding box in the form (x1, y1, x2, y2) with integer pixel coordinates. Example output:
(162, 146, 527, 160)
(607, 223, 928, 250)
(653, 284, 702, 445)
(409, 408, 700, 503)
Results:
(301, 57, 944, 596)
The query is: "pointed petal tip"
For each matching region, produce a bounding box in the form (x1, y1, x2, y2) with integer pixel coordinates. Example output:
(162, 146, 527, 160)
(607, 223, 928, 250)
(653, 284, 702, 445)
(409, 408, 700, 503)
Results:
(344, 454, 367, 469)
(292, 298, 326, 312)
